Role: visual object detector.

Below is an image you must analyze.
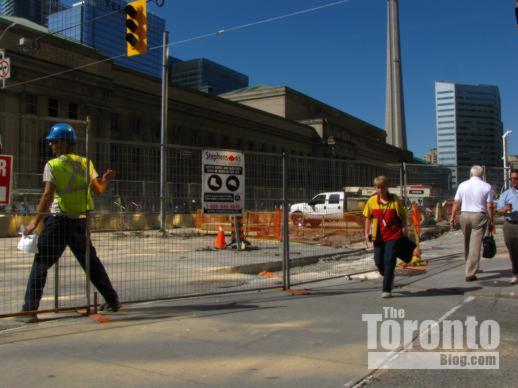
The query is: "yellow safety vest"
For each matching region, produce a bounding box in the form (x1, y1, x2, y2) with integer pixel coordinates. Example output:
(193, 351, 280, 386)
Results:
(48, 154, 95, 215)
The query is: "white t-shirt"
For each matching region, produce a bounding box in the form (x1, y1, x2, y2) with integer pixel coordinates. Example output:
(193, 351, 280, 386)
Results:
(454, 176, 493, 213)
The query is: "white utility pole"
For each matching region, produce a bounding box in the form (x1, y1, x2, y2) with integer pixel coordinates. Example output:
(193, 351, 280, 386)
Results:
(503, 130, 512, 190)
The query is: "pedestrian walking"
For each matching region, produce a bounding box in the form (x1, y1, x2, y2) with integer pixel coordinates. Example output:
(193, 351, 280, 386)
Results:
(449, 165, 494, 282)
(497, 169, 518, 284)
(18, 123, 121, 322)
(363, 176, 407, 298)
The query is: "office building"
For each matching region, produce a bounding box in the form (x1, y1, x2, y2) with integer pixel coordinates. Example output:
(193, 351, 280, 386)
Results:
(435, 81, 503, 186)
(0, 0, 63, 26)
(170, 57, 249, 95)
(423, 148, 437, 164)
(48, 0, 165, 78)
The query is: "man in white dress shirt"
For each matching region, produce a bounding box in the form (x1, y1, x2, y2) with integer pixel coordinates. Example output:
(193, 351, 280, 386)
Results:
(449, 165, 494, 281)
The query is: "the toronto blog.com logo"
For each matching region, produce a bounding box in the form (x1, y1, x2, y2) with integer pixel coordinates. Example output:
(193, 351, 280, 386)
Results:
(362, 307, 500, 369)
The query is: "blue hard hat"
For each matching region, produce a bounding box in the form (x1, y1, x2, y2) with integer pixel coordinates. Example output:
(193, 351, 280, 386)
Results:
(46, 123, 77, 144)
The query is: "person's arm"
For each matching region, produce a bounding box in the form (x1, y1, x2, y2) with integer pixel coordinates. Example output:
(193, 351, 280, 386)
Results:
(364, 218, 371, 244)
(90, 169, 115, 195)
(497, 192, 512, 214)
(450, 200, 461, 229)
(23, 181, 55, 235)
(487, 201, 495, 234)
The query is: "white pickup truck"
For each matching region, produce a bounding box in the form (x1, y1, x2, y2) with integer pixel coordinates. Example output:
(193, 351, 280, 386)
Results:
(290, 192, 346, 227)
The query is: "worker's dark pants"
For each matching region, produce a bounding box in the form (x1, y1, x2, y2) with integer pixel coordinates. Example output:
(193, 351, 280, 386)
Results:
(373, 239, 398, 292)
(503, 221, 518, 276)
(23, 216, 119, 311)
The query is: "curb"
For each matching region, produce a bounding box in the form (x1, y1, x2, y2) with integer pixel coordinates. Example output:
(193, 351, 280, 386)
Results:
(216, 248, 368, 275)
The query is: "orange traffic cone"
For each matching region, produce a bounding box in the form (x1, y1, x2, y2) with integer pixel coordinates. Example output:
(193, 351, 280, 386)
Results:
(214, 226, 227, 249)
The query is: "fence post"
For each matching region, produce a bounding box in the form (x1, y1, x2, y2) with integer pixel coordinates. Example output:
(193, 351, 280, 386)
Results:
(399, 162, 406, 201)
(160, 31, 169, 233)
(282, 153, 290, 290)
(85, 116, 91, 314)
(54, 261, 59, 309)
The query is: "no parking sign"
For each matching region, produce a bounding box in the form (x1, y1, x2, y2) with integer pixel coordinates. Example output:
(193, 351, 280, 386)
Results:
(202, 149, 244, 215)
(0, 154, 13, 205)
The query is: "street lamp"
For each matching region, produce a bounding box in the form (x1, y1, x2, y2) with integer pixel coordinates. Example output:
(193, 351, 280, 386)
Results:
(503, 130, 513, 190)
(0, 22, 17, 42)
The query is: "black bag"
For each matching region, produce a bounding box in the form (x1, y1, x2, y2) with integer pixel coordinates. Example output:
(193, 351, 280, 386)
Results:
(505, 211, 518, 223)
(482, 235, 496, 259)
(395, 236, 417, 263)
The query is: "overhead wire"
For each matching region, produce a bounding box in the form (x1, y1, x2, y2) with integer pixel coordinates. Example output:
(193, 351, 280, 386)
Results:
(6, 0, 352, 89)
(32, 0, 161, 44)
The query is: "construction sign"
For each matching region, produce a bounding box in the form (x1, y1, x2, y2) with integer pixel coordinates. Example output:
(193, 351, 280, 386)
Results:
(202, 149, 244, 215)
(0, 154, 13, 205)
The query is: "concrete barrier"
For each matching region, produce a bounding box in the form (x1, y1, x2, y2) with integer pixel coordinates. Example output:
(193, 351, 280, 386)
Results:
(0, 212, 196, 237)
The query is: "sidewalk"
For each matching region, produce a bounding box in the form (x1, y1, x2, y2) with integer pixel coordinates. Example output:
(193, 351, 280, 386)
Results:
(0, 227, 516, 388)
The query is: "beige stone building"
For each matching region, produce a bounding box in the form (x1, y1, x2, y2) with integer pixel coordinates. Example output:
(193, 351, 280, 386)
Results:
(423, 148, 438, 164)
(0, 16, 414, 207)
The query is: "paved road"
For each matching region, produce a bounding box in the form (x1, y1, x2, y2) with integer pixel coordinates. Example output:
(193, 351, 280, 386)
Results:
(0, 228, 374, 316)
(0, 225, 516, 387)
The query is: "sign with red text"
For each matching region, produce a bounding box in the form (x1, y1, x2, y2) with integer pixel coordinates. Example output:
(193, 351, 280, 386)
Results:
(0, 154, 13, 205)
(202, 149, 244, 215)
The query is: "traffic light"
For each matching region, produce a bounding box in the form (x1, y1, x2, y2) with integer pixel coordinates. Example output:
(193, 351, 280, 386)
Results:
(125, 0, 147, 57)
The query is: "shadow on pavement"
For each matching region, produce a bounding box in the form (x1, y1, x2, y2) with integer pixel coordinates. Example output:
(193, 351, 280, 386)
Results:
(108, 302, 270, 322)
(396, 286, 483, 297)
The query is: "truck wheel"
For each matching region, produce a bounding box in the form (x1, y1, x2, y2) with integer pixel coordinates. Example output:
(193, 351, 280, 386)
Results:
(291, 212, 304, 226)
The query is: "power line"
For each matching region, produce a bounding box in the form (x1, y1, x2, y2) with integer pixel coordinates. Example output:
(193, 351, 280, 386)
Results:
(35, 8, 122, 44)
(32, 0, 160, 44)
(6, 0, 352, 89)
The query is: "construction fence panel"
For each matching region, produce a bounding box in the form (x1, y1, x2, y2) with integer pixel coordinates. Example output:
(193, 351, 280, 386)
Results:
(1, 117, 89, 316)
(89, 143, 287, 306)
(1, 128, 457, 317)
(286, 156, 401, 285)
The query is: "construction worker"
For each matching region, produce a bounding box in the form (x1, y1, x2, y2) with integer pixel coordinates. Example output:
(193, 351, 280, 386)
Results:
(18, 123, 120, 322)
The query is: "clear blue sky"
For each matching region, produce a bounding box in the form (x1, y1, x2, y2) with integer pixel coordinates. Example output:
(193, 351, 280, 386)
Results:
(144, 0, 516, 158)
(61, 0, 517, 157)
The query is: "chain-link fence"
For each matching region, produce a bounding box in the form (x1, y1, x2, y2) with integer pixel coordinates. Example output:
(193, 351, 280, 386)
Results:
(1, 119, 460, 317)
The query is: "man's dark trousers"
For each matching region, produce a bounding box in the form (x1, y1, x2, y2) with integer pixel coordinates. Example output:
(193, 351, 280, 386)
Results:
(23, 215, 119, 311)
(373, 239, 398, 292)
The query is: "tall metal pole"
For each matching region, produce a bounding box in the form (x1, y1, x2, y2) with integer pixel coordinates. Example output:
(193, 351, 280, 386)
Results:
(385, 0, 407, 150)
(503, 130, 513, 190)
(85, 116, 91, 314)
(160, 31, 169, 232)
(282, 153, 290, 290)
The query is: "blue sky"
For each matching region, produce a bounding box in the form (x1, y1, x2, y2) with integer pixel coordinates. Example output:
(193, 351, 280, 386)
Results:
(144, 0, 517, 158)
(62, 0, 517, 157)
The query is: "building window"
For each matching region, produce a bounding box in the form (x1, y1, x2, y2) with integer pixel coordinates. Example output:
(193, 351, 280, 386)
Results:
(111, 113, 119, 131)
(48, 99, 59, 117)
(25, 94, 38, 114)
(135, 118, 141, 136)
(68, 103, 78, 119)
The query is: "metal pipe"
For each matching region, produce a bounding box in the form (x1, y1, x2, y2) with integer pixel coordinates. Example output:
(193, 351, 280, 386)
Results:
(0, 22, 17, 42)
(282, 153, 290, 290)
(54, 261, 59, 309)
(85, 116, 91, 314)
(503, 130, 512, 190)
(160, 31, 169, 232)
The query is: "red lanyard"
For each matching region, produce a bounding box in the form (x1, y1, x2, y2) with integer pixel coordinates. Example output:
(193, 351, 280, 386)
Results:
(377, 195, 391, 227)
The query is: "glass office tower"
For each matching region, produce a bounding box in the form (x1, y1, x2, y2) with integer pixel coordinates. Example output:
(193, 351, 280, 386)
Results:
(435, 81, 503, 187)
(49, 0, 164, 78)
(170, 58, 249, 95)
(0, 0, 63, 26)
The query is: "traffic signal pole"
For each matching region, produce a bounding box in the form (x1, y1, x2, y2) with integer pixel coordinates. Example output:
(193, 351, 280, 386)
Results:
(160, 31, 169, 233)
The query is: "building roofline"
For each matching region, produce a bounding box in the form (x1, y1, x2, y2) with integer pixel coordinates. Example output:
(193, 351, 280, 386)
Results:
(0, 16, 103, 56)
